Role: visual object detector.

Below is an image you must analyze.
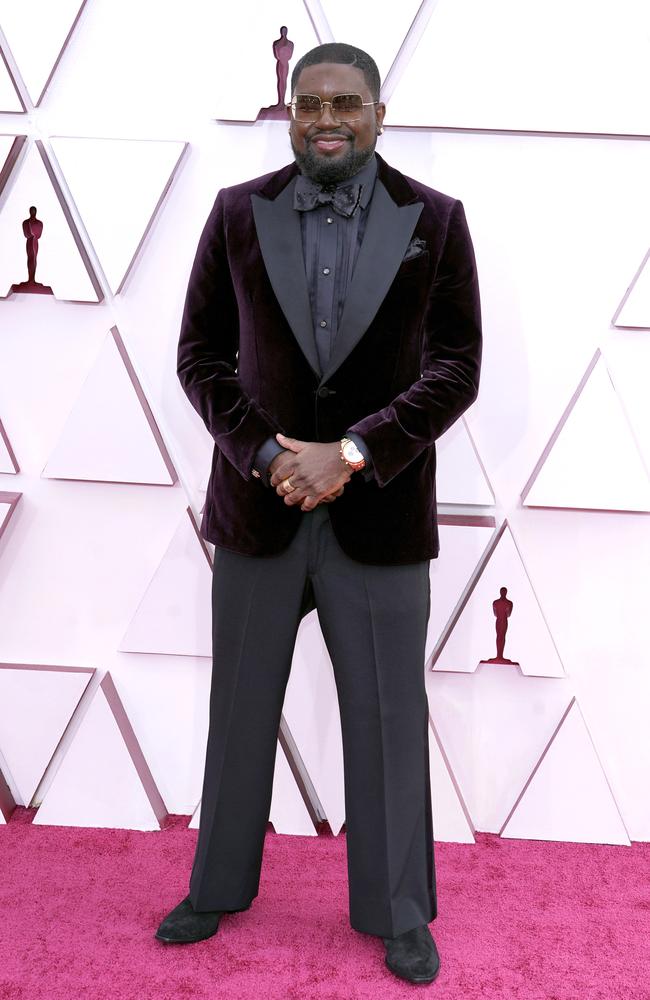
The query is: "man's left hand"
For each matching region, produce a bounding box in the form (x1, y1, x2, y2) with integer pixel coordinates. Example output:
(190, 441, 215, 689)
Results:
(271, 433, 351, 512)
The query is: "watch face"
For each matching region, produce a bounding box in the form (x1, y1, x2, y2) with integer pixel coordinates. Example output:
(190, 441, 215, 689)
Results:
(343, 440, 363, 464)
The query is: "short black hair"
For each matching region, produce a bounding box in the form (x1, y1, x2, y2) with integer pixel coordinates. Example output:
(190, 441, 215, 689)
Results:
(290, 42, 381, 101)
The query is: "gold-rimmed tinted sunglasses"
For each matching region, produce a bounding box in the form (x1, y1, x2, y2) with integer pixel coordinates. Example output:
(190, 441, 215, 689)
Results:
(288, 93, 379, 123)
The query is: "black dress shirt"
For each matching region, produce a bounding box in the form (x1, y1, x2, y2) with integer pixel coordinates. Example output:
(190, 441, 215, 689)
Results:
(254, 156, 377, 483)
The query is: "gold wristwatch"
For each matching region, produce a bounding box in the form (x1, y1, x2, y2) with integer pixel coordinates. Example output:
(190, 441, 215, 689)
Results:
(339, 437, 366, 472)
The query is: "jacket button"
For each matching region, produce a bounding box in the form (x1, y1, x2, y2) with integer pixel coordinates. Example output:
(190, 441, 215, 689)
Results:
(317, 386, 332, 398)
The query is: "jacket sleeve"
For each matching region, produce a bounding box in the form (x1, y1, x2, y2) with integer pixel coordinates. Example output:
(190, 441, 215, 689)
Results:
(176, 190, 281, 480)
(347, 199, 482, 487)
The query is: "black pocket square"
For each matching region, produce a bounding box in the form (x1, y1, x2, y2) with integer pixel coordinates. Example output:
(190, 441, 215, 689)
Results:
(403, 237, 427, 262)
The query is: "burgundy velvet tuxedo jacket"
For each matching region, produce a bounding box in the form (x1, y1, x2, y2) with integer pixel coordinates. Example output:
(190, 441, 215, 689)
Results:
(177, 154, 482, 564)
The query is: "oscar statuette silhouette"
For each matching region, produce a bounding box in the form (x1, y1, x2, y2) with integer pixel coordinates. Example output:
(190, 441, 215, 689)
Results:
(10, 206, 54, 296)
(484, 587, 519, 665)
(257, 26, 294, 121)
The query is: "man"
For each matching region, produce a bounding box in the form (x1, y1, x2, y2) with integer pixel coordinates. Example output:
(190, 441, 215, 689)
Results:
(156, 42, 482, 986)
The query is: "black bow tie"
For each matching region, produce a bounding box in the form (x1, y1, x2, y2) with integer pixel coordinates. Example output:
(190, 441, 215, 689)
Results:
(294, 176, 362, 218)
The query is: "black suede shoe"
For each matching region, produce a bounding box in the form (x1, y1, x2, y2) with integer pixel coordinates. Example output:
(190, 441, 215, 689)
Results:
(155, 896, 225, 944)
(383, 924, 441, 984)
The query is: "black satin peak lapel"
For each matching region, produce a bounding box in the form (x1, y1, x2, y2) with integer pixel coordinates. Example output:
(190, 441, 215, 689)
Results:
(251, 182, 320, 377)
(321, 182, 423, 384)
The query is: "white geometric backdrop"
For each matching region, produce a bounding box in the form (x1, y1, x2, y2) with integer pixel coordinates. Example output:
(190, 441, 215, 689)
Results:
(0, 0, 649, 846)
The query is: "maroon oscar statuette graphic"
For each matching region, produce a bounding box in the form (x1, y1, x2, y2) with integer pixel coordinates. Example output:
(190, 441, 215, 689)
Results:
(485, 587, 519, 665)
(10, 206, 54, 295)
(257, 26, 294, 121)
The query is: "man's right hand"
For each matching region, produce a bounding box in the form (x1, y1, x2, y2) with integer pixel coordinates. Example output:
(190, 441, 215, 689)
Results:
(268, 450, 344, 506)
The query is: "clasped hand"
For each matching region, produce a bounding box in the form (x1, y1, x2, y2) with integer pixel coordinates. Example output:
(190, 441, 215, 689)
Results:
(269, 433, 351, 512)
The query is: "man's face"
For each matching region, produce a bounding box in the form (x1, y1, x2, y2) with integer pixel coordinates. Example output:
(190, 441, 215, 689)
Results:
(289, 62, 385, 186)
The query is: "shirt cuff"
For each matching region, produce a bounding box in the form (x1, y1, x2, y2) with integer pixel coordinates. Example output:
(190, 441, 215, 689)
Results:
(252, 437, 285, 486)
(345, 432, 374, 482)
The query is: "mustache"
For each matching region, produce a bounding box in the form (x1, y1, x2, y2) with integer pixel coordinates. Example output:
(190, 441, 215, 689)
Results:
(306, 131, 353, 142)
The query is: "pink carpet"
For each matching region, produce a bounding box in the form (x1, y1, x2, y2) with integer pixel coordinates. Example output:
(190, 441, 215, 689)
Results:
(1, 810, 648, 999)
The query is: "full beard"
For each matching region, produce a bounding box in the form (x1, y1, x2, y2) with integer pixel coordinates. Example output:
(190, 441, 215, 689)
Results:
(291, 134, 376, 186)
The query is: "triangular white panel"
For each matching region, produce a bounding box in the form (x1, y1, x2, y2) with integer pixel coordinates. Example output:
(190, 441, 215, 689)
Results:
(0, 750, 17, 822)
(613, 249, 650, 329)
(50, 137, 187, 292)
(0, 141, 99, 301)
(120, 508, 212, 657)
(0, 664, 92, 804)
(427, 664, 573, 833)
(501, 700, 630, 845)
(0, 134, 19, 172)
(213, 4, 320, 120)
(0, 0, 86, 104)
(34, 677, 164, 830)
(428, 720, 474, 843)
(0, 418, 18, 472)
(436, 418, 494, 505)
(282, 611, 345, 834)
(432, 523, 564, 677)
(523, 353, 650, 512)
(0, 500, 11, 536)
(389, 0, 650, 134)
(269, 741, 316, 836)
(0, 491, 20, 545)
(199, 463, 210, 493)
(604, 343, 650, 477)
(190, 741, 316, 836)
(426, 518, 496, 664)
(188, 798, 200, 829)
(318, 0, 422, 82)
(0, 59, 22, 111)
(42, 327, 176, 485)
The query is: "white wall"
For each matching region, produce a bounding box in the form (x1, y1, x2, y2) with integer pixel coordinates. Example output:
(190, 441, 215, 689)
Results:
(0, 0, 648, 842)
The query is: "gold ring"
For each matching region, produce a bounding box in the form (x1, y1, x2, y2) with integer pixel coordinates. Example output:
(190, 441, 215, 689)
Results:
(281, 477, 295, 494)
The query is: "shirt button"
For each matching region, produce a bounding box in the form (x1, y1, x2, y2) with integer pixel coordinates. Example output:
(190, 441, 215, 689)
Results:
(322, 267, 330, 275)
(326, 217, 334, 224)
(319, 320, 327, 328)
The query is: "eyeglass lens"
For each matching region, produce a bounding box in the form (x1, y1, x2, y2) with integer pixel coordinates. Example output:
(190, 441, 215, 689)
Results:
(292, 94, 364, 121)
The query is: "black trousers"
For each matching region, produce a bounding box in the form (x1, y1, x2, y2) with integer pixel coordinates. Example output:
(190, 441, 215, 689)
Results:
(189, 505, 437, 938)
